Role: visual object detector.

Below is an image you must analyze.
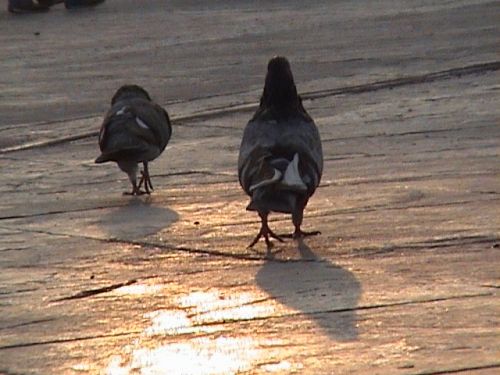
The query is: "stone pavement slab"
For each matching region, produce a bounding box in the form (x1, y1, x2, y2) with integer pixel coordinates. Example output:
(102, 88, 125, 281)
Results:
(0, 1, 499, 374)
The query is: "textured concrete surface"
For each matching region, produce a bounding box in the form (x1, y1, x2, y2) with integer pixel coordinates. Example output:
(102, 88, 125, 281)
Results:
(0, 1, 499, 374)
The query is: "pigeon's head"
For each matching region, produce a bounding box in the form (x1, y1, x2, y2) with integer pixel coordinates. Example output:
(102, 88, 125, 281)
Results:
(267, 56, 293, 82)
(261, 56, 298, 110)
(111, 84, 152, 105)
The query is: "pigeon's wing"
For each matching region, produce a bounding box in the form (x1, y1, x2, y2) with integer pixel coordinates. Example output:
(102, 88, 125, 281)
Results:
(238, 119, 276, 194)
(99, 103, 153, 148)
(285, 118, 323, 195)
(128, 100, 172, 153)
(97, 109, 116, 152)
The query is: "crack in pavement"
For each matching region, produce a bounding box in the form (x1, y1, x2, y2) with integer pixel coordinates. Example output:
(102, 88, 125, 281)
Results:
(61, 170, 235, 188)
(0, 368, 28, 375)
(1, 175, 235, 196)
(217, 197, 500, 228)
(321, 171, 499, 187)
(0, 217, 497, 266)
(50, 275, 162, 302)
(1, 181, 497, 221)
(0, 318, 58, 331)
(1, 61, 498, 154)
(0, 203, 127, 221)
(0, 288, 40, 296)
(350, 235, 500, 258)
(480, 284, 500, 289)
(51, 279, 138, 302)
(0, 292, 491, 350)
(0, 224, 266, 262)
(1, 181, 235, 200)
(0, 330, 141, 351)
(179, 292, 494, 330)
(302, 61, 500, 101)
(321, 123, 498, 144)
(409, 363, 500, 375)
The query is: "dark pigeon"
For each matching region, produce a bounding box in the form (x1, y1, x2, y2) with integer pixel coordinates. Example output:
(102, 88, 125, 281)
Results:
(238, 56, 323, 253)
(95, 85, 172, 195)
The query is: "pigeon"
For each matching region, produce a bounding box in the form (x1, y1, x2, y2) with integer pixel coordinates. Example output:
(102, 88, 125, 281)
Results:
(238, 56, 323, 252)
(95, 85, 172, 195)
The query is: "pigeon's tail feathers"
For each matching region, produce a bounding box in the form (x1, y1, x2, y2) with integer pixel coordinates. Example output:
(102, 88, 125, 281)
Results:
(243, 153, 308, 214)
(95, 153, 111, 164)
(97, 114, 163, 164)
(245, 153, 307, 193)
(94, 145, 152, 164)
(247, 188, 299, 214)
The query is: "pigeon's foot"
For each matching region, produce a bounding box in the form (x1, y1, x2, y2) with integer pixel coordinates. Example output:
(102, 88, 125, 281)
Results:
(123, 190, 148, 196)
(248, 223, 284, 249)
(123, 182, 149, 196)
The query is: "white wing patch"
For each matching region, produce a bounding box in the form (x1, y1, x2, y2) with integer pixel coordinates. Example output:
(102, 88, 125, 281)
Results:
(135, 116, 151, 130)
(116, 106, 127, 115)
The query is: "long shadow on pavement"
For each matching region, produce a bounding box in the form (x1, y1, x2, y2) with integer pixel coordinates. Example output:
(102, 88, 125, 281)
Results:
(256, 239, 361, 341)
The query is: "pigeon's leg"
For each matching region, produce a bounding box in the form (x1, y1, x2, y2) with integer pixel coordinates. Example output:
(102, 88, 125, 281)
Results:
(248, 211, 284, 253)
(143, 162, 154, 192)
(118, 161, 145, 196)
(137, 162, 153, 194)
(290, 197, 321, 239)
(122, 165, 146, 196)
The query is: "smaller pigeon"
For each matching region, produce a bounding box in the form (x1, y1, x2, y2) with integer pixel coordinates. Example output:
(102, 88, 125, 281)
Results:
(95, 85, 172, 195)
(238, 56, 323, 253)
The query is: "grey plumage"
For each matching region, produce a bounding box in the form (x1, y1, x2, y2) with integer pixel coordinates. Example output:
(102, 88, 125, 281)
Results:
(95, 85, 172, 195)
(238, 56, 323, 251)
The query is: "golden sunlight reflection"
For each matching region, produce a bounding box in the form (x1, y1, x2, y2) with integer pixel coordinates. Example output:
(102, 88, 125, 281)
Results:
(144, 310, 221, 336)
(177, 290, 256, 310)
(176, 290, 280, 323)
(108, 337, 260, 375)
(261, 360, 303, 372)
(106, 289, 300, 374)
(114, 284, 165, 296)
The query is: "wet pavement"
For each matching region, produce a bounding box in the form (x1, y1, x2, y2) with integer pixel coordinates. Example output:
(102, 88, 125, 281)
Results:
(0, 1, 499, 374)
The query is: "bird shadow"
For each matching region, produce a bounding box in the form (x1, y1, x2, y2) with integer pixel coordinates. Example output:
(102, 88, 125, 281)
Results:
(98, 197, 179, 241)
(255, 239, 361, 341)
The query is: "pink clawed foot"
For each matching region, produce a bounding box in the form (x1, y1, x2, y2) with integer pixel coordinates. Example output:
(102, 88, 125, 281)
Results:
(248, 224, 284, 249)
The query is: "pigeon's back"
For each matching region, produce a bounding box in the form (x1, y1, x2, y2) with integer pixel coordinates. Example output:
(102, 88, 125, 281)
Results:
(96, 97, 171, 164)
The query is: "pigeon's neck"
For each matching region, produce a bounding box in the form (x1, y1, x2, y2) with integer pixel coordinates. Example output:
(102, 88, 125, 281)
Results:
(261, 79, 299, 111)
(112, 91, 151, 106)
(113, 93, 144, 104)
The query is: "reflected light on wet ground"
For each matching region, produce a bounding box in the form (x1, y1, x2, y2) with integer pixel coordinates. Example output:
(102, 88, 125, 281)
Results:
(177, 290, 278, 324)
(114, 284, 165, 296)
(107, 337, 260, 375)
(106, 289, 300, 374)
